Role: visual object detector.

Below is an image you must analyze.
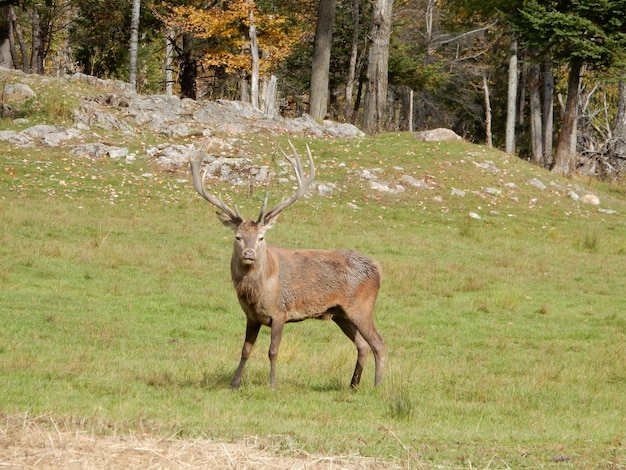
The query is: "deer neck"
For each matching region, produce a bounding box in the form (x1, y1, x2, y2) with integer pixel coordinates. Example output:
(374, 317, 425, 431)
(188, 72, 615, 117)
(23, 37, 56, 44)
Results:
(231, 248, 278, 318)
(231, 247, 277, 286)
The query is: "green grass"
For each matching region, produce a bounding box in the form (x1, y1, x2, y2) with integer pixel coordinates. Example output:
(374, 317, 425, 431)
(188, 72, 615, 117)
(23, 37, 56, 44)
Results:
(2, 76, 626, 468)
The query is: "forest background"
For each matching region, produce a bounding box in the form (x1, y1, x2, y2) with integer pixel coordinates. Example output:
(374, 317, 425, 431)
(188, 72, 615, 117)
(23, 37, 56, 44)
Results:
(2, 0, 626, 182)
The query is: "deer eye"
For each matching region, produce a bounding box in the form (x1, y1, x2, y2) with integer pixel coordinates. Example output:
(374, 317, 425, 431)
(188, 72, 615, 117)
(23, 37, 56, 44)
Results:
(235, 235, 242, 241)
(258, 236, 264, 242)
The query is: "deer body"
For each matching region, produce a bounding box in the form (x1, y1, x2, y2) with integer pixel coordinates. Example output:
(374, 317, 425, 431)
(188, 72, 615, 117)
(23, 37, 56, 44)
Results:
(232, 243, 380, 326)
(190, 143, 386, 389)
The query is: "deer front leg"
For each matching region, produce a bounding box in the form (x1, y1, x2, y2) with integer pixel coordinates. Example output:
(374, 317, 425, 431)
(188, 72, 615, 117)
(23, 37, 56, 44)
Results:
(268, 319, 285, 389)
(231, 320, 261, 389)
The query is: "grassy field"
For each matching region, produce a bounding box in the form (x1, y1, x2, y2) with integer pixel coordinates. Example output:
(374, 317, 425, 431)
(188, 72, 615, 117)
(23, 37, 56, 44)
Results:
(2, 78, 626, 468)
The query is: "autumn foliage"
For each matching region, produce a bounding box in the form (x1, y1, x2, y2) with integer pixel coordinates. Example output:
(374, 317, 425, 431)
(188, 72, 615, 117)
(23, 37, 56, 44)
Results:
(164, 0, 304, 75)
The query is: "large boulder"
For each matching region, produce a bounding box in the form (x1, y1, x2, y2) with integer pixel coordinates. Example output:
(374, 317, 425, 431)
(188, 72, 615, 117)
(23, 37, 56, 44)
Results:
(414, 128, 462, 142)
(3, 83, 37, 103)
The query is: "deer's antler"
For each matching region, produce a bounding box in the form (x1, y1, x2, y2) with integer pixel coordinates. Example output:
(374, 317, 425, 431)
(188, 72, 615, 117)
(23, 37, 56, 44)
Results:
(257, 141, 315, 225)
(189, 147, 242, 223)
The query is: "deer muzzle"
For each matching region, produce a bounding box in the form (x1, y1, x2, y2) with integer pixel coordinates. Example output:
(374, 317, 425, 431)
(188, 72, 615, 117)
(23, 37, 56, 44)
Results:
(241, 248, 257, 264)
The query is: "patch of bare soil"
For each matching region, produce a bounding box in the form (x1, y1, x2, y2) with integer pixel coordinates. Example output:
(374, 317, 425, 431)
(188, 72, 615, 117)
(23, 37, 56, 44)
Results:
(0, 414, 401, 469)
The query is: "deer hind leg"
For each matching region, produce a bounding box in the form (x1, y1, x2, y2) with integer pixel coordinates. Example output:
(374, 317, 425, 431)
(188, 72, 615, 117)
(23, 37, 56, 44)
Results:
(333, 316, 371, 389)
(345, 306, 386, 387)
(231, 320, 261, 389)
(355, 321, 386, 386)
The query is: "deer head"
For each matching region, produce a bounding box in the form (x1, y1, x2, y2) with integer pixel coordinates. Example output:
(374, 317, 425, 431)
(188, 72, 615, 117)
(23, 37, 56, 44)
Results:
(189, 142, 315, 266)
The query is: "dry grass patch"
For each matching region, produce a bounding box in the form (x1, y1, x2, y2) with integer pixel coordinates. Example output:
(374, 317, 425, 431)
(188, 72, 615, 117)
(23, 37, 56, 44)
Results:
(0, 414, 401, 469)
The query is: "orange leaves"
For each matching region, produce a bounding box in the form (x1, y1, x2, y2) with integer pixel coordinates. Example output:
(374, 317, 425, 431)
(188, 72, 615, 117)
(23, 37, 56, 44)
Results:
(164, 0, 304, 75)
(167, 4, 246, 39)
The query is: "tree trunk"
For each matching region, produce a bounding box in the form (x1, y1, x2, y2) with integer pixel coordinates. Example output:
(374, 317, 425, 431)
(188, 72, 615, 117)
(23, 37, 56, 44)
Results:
(30, 3, 40, 73)
(248, 7, 260, 109)
(425, 0, 436, 56)
(542, 59, 554, 168)
(552, 60, 582, 176)
(263, 75, 277, 115)
(354, 77, 364, 115)
(9, 5, 28, 72)
(517, 60, 526, 126)
(529, 63, 543, 164)
(179, 34, 197, 100)
(128, 0, 140, 91)
(165, 31, 174, 96)
(362, 0, 394, 134)
(27, 2, 48, 74)
(505, 33, 518, 155)
(309, 0, 336, 120)
(240, 74, 249, 102)
(400, 86, 413, 132)
(7, 4, 18, 69)
(344, 0, 359, 123)
(614, 80, 626, 138)
(0, 6, 12, 68)
(483, 73, 492, 148)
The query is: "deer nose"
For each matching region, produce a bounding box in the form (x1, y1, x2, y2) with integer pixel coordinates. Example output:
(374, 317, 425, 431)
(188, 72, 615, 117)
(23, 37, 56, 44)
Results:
(242, 248, 256, 260)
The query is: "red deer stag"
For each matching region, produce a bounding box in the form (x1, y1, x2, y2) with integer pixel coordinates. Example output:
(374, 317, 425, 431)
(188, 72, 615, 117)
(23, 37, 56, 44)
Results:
(189, 142, 386, 389)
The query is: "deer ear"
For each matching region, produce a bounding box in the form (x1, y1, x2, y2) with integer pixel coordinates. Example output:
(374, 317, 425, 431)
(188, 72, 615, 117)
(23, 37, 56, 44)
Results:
(217, 211, 240, 230)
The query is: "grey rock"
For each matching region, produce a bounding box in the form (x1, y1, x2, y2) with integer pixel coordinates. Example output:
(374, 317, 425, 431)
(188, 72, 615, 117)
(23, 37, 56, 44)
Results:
(528, 178, 547, 190)
(317, 183, 335, 197)
(108, 147, 129, 159)
(3, 83, 36, 102)
(401, 175, 432, 189)
(414, 128, 462, 141)
(0, 130, 17, 141)
(71, 143, 115, 158)
(580, 194, 600, 205)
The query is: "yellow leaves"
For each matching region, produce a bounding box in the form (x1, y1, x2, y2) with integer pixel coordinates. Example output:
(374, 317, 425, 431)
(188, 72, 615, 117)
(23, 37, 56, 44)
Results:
(167, 6, 238, 38)
(164, 0, 304, 75)
(201, 51, 249, 73)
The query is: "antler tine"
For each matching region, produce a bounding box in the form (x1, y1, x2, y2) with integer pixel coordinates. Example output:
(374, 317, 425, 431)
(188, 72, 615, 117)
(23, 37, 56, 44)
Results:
(258, 191, 270, 219)
(258, 141, 315, 224)
(189, 147, 242, 222)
